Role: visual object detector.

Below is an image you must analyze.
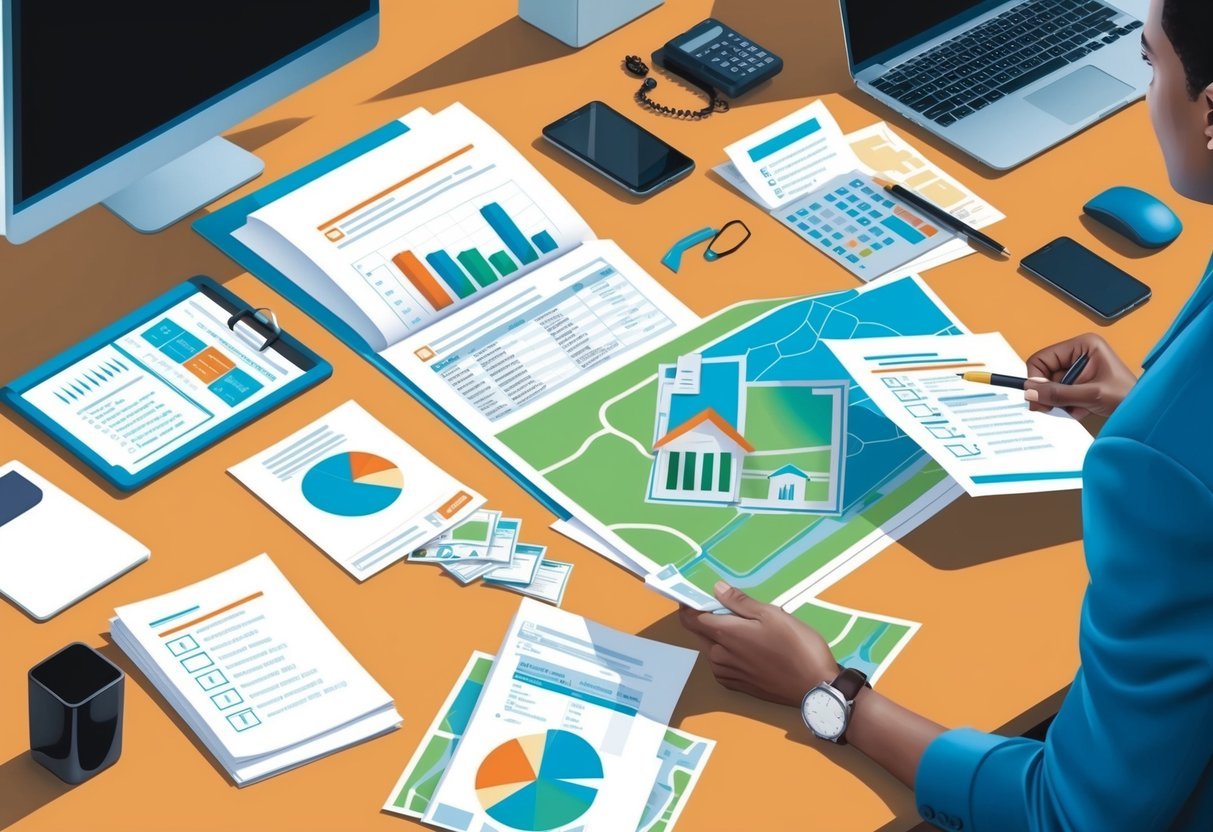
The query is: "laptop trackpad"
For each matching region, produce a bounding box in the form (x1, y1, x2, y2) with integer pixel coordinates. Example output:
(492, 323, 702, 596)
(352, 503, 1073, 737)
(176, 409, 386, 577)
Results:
(1026, 66, 1133, 125)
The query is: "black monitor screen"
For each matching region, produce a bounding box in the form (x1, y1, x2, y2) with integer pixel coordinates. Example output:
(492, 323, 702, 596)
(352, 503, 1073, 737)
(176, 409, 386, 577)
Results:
(842, 1, 999, 69)
(11, 0, 373, 207)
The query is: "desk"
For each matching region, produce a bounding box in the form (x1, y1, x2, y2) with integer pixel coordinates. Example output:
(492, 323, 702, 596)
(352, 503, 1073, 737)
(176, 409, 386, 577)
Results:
(2, 1, 1211, 830)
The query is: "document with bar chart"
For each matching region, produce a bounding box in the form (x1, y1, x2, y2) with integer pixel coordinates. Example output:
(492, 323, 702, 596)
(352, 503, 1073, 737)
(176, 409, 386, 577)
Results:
(825, 333, 1094, 496)
(234, 103, 594, 352)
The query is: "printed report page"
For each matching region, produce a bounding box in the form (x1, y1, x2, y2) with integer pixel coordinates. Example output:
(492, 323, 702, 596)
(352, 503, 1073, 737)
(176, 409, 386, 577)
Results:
(424, 599, 697, 832)
(21, 291, 304, 474)
(382, 240, 700, 436)
(111, 555, 397, 763)
(239, 103, 594, 351)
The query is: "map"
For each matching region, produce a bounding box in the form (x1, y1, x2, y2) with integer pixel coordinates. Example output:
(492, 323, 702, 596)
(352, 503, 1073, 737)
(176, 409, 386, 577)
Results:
(499, 275, 968, 679)
(384, 652, 714, 832)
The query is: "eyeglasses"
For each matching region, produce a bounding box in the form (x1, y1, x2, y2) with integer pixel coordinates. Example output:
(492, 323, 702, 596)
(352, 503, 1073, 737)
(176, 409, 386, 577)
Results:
(661, 220, 752, 273)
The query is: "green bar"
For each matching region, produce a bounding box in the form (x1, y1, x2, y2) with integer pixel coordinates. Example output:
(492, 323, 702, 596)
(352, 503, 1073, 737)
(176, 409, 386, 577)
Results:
(665, 452, 680, 490)
(718, 453, 732, 491)
(488, 251, 518, 277)
(682, 452, 697, 491)
(700, 454, 715, 491)
(457, 249, 499, 289)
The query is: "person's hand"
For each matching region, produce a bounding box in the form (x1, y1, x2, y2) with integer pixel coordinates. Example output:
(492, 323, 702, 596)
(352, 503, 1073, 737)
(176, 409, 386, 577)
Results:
(678, 582, 837, 707)
(1024, 333, 1137, 420)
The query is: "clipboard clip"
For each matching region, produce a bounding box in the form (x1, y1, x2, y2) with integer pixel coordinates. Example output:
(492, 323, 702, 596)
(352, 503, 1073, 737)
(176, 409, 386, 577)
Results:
(227, 307, 282, 352)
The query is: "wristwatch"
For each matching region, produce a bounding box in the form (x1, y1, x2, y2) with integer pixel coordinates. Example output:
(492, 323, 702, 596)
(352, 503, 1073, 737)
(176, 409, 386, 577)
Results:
(801, 667, 870, 745)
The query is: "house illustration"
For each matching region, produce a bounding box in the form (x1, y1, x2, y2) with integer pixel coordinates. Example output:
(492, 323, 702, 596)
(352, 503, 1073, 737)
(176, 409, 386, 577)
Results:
(767, 464, 812, 502)
(651, 408, 754, 504)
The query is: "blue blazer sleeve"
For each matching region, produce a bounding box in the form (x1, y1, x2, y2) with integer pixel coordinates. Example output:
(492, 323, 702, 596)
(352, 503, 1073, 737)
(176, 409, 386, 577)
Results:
(914, 436, 1213, 831)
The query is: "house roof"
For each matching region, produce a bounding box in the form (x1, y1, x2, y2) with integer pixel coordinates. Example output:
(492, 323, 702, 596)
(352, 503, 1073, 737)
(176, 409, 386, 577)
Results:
(767, 464, 810, 480)
(653, 408, 755, 453)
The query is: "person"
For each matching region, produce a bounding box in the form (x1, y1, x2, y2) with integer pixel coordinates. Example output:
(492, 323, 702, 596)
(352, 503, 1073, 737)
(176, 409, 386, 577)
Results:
(680, 0, 1213, 829)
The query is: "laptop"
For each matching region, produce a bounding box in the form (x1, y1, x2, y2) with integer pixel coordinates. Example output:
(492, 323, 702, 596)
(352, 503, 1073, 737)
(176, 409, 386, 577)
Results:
(840, 0, 1151, 170)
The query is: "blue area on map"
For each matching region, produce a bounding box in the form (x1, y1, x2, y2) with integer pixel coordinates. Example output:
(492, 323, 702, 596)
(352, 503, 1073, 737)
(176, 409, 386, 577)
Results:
(700, 276, 962, 508)
(446, 677, 484, 735)
(666, 359, 744, 435)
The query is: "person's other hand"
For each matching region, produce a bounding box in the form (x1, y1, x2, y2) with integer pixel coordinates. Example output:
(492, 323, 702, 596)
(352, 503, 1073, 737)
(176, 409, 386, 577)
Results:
(1024, 333, 1137, 420)
(678, 581, 837, 707)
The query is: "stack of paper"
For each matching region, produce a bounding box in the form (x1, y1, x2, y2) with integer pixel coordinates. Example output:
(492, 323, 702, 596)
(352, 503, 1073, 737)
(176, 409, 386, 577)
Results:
(110, 555, 400, 785)
(230, 401, 484, 581)
(715, 100, 1004, 279)
(410, 510, 573, 606)
(399, 599, 700, 831)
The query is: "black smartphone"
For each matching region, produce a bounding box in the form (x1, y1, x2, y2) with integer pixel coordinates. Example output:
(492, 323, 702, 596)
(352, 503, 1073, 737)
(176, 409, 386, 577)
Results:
(1021, 237, 1152, 321)
(542, 101, 695, 196)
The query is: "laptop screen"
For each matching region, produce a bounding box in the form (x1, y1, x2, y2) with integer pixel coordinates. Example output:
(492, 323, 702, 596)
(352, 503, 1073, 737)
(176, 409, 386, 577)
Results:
(842, 0, 1006, 70)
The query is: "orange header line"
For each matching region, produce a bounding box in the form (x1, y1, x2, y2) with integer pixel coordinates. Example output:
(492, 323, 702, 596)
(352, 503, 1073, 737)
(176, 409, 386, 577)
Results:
(871, 362, 985, 374)
(160, 591, 264, 637)
(316, 144, 475, 232)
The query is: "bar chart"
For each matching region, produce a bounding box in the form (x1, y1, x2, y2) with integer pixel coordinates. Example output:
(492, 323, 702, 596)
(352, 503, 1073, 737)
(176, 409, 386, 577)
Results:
(352, 181, 565, 329)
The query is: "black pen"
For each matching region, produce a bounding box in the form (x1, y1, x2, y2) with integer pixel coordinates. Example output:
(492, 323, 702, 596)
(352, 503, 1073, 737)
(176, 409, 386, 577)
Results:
(1060, 353, 1089, 385)
(874, 177, 1009, 257)
(958, 353, 1091, 390)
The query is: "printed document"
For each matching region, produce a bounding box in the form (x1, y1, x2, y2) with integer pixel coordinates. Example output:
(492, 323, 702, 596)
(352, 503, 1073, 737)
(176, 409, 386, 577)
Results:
(229, 401, 483, 580)
(110, 554, 400, 785)
(825, 333, 1093, 495)
(422, 599, 696, 832)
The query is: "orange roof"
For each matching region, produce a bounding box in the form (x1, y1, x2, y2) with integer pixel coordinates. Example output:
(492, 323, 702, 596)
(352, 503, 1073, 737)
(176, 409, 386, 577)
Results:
(653, 408, 755, 453)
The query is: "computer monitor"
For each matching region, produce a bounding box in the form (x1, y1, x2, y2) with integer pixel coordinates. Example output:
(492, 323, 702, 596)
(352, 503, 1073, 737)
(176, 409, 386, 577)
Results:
(0, 1, 379, 244)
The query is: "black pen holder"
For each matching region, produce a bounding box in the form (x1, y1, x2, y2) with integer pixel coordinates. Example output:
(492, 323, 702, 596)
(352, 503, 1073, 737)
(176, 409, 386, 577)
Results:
(28, 642, 124, 784)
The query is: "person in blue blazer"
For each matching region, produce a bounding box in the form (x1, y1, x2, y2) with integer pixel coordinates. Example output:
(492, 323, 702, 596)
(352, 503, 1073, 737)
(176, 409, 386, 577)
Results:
(680, 0, 1213, 828)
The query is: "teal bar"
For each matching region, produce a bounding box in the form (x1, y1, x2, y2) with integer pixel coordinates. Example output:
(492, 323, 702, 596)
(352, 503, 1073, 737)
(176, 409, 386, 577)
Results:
(883, 214, 926, 245)
(481, 202, 538, 264)
(971, 471, 1083, 484)
(747, 117, 820, 162)
(488, 251, 518, 277)
(425, 251, 476, 299)
(531, 230, 558, 254)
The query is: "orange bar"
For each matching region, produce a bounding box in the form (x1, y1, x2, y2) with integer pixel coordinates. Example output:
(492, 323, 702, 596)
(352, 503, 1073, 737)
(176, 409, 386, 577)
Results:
(871, 362, 985, 374)
(437, 490, 473, 519)
(317, 144, 474, 233)
(183, 346, 236, 383)
(393, 251, 453, 311)
(159, 592, 264, 637)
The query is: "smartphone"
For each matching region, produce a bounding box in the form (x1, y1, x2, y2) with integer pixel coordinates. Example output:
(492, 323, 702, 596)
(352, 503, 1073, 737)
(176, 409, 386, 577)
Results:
(542, 101, 695, 196)
(1021, 237, 1152, 321)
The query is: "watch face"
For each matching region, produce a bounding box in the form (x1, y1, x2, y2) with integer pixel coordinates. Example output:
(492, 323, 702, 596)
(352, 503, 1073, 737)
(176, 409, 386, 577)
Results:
(804, 687, 847, 739)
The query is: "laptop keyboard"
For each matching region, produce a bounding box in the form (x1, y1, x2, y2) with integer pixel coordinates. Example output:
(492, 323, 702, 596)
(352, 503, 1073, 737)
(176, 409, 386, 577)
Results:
(871, 0, 1143, 127)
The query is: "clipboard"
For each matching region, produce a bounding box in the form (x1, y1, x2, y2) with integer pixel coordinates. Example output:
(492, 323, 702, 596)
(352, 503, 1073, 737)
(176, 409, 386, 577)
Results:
(192, 121, 570, 519)
(1, 277, 331, 491)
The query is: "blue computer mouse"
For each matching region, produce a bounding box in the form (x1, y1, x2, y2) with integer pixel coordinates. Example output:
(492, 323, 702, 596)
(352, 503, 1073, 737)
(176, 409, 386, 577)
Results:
(1083, 186, 1183, 249)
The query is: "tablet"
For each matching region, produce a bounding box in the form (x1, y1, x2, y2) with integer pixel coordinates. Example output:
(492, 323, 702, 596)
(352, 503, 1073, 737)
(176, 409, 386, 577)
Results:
(1, 277, 330, 491)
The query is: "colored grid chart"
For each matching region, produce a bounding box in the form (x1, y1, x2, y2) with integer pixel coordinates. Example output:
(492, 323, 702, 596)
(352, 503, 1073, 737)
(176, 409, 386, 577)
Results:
(475, 730, 603, 831)
(352, 181, 562, 320)
(300, 452, 404, 517)
(777, 172, 953, 280)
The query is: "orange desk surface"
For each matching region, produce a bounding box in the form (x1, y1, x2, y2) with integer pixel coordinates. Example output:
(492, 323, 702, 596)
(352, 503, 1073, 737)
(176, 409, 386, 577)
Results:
(3, 2, 1211, 830)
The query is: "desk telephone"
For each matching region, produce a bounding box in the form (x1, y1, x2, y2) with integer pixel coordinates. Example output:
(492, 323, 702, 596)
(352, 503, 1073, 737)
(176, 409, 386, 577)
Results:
(624, 18, 784, 119)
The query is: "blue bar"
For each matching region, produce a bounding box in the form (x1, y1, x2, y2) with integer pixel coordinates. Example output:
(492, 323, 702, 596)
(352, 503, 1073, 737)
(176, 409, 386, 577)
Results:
(863, 352, 939, 361)
(883, 214, 926, 244)
(426, 251, 477, 299)
(971, 471, 1083, 484)
(531, 230, 558, 254)
(877, 357, 968, 366)
(920, 420, 948, 426)
(481, 202, 538, 265)
(938, 393, 1002, 403)
(513, 671, 638, 716)
(150, 605, 200, 628)
(747, 117, 821, 162)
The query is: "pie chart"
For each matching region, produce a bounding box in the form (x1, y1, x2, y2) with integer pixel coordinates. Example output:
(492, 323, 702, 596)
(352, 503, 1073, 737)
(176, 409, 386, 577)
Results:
(475, 730, 602, 831)
(300, 452, 403, 517)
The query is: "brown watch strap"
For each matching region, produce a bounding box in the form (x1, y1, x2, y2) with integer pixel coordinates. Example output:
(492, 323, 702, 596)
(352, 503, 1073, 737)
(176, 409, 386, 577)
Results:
(829, 667, 870, 745)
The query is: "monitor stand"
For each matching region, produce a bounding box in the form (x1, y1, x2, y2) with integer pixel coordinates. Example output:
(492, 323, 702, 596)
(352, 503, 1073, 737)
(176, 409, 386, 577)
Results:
(102, 136, 264, 234)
